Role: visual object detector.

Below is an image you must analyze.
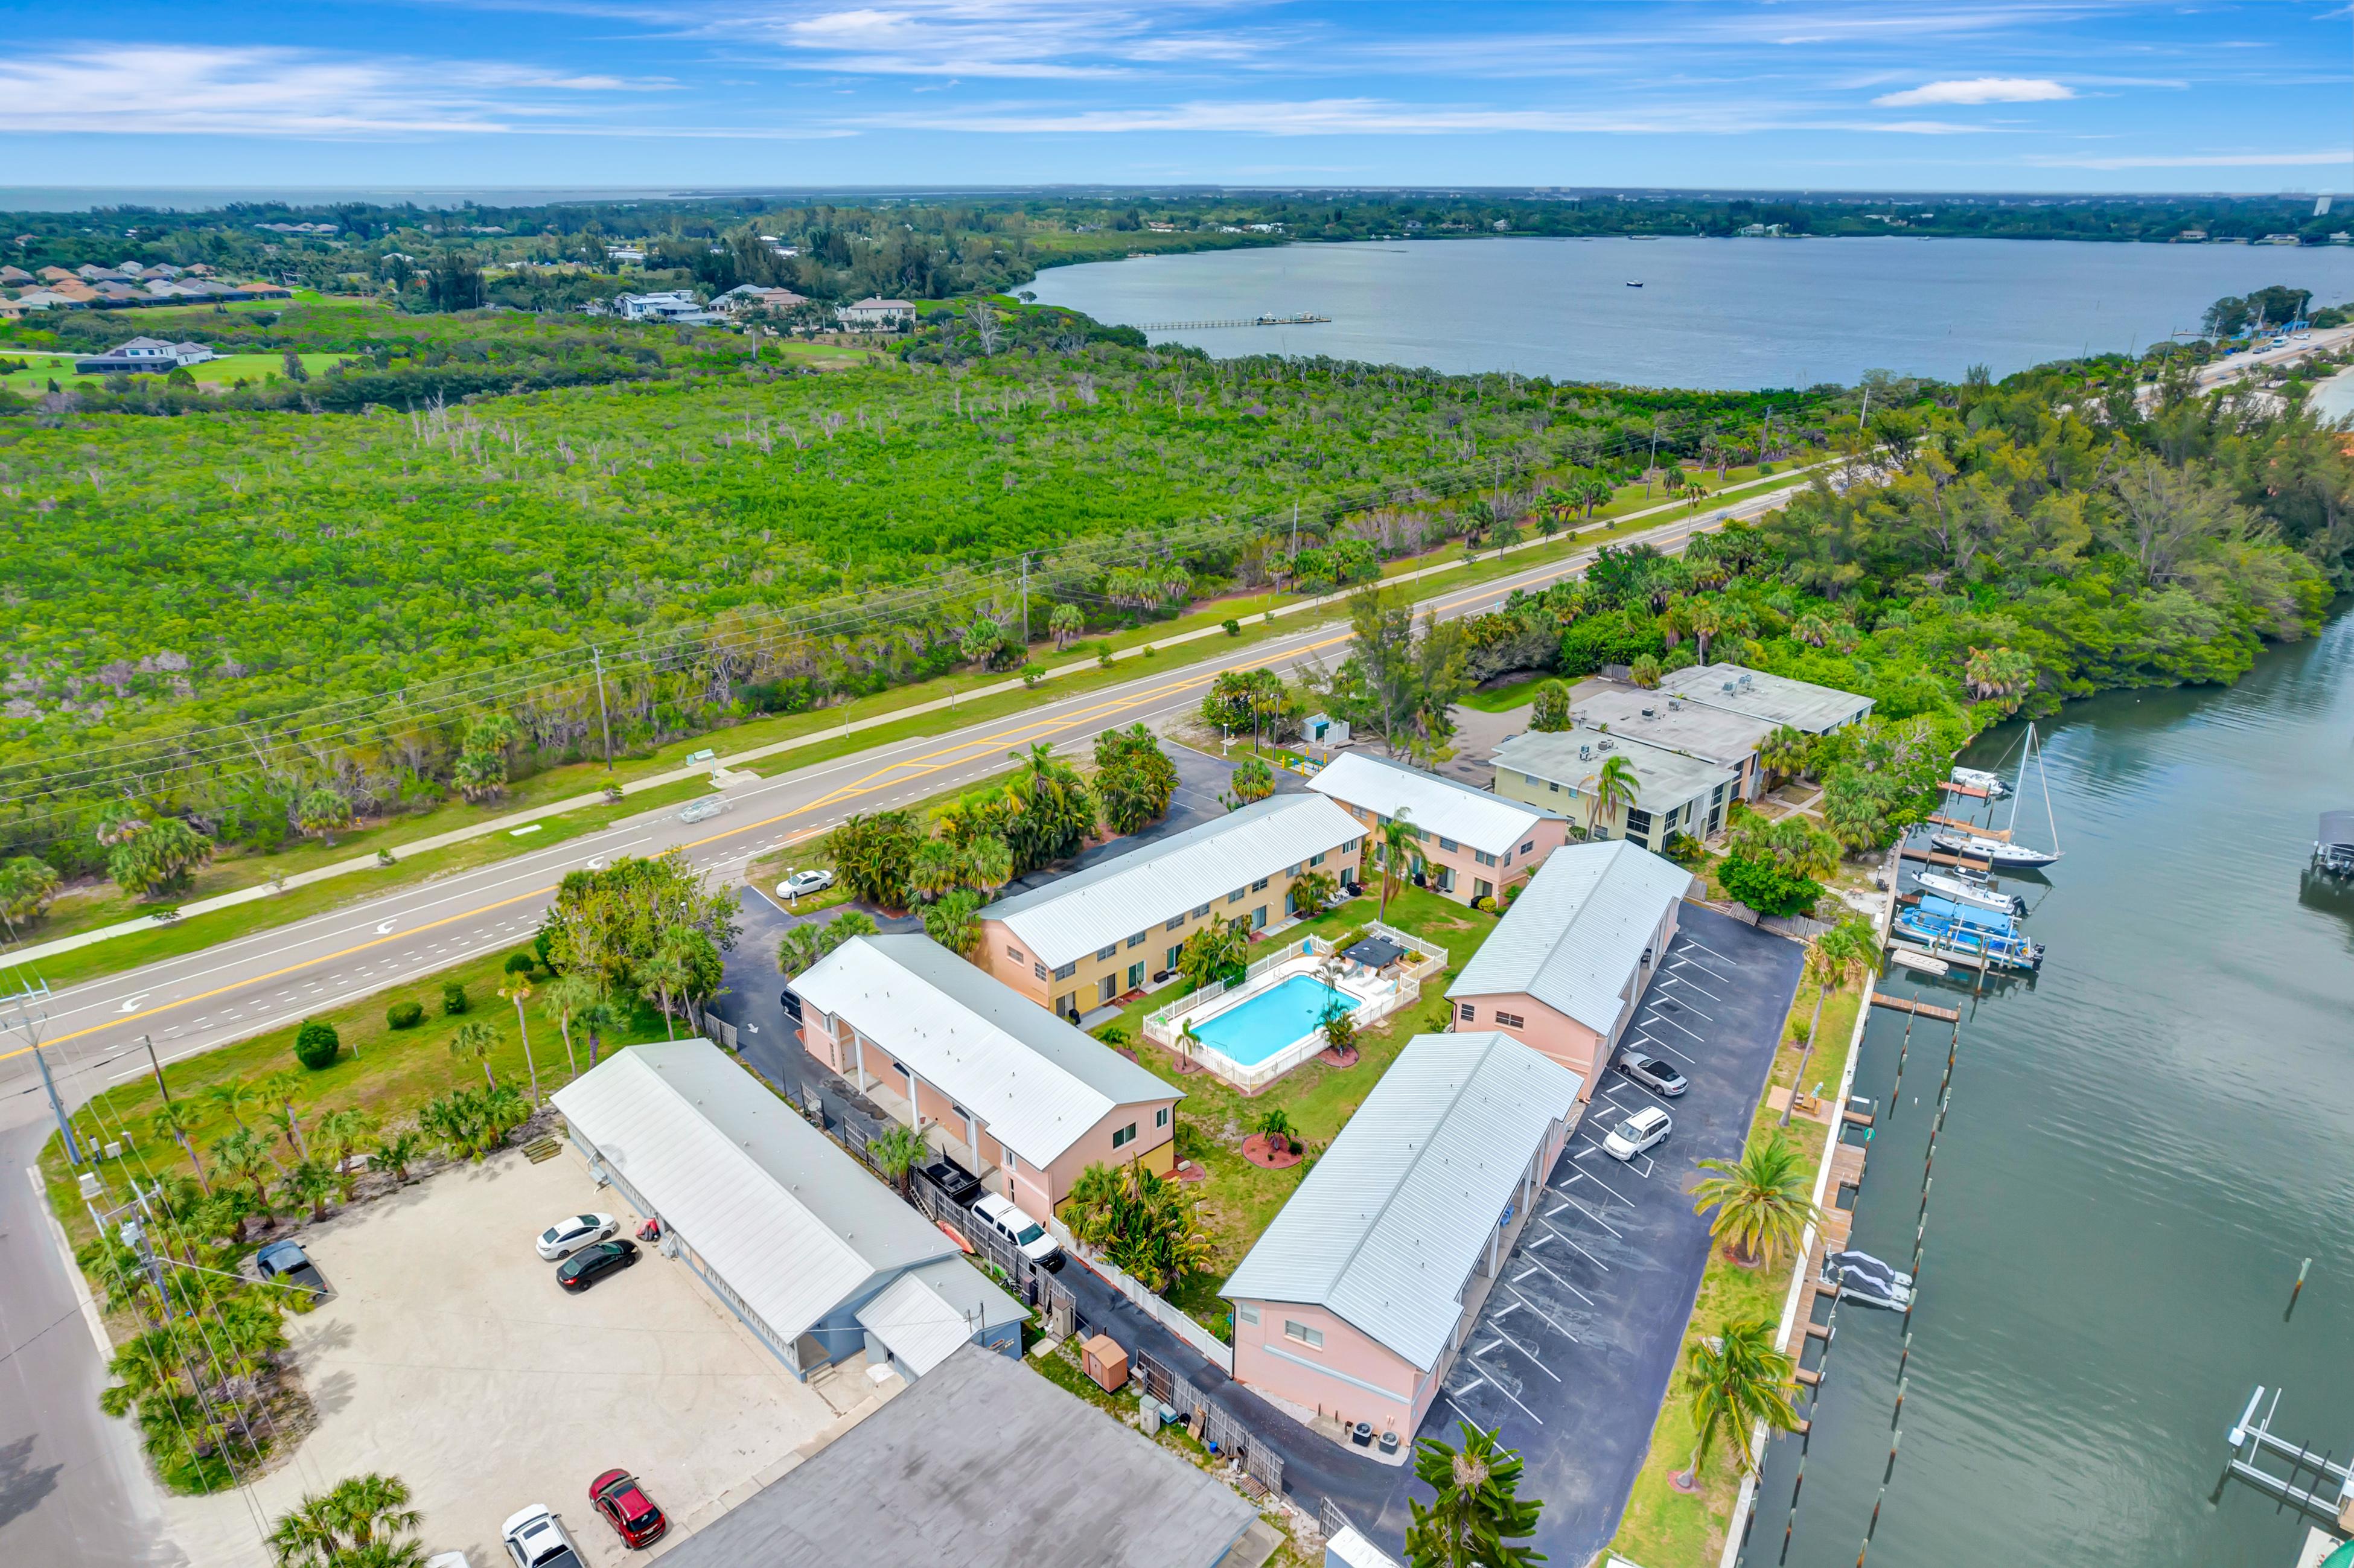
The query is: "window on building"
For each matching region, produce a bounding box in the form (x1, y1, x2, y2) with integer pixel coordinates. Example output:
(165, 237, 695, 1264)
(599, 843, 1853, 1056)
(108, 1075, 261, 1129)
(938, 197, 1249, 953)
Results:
(1495, 1010, 1525, 1028)
(1111, 1123, 1137, 1149)
(1128, 931, 1147, 949)
(1053, 960, 1077, 980)
(1250, 876, 1269, 892)
(1228, 888, 1245, 903)
(1474, 849, 1498, 868)
(1156, 1106, 1171, 1127)
(1239, 1302, 1260, 1325)
(1097, 943, 1118, 961)
(1626, 808, 1654, 838)
(1501, 850, 1512, 867)
(1166, 945, 1183, 970)
(1165, 914, 1184, 931)
(1459, 1002, 1476, 1022)
(1007, 947, 1025, 963)
(1252, 905, 1268, 929)
(1192, 902, 1211, 918)
(1284, 1321, 1324, 1349)
(1522, 840, 1535, 855)
(1438, 836, 1458, 852)
(1525, 773, 1543, 788)
(1033, 963, 1048, 981)
(1309, 850, 1325, 866)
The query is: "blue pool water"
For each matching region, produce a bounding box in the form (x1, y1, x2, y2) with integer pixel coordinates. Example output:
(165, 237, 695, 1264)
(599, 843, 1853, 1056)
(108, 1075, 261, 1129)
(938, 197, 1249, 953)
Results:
(1192, 974, 1351, 1066)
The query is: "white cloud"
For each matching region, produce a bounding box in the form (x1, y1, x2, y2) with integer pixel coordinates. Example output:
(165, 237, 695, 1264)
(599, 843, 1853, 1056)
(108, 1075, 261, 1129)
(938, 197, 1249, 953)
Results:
(1875, 76, 2073, 105)
(858, 97, 1995, 136)
(2026, 147, 2353, 170)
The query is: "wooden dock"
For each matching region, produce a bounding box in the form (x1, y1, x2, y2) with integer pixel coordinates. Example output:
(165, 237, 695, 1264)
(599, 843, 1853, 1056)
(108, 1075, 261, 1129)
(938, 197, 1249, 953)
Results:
(1871, 993, 1962, 1022)
(1899, 846, 1993, 869)
(1788, 1136, 1871, 1354)
(1926, 814, 2011, 841)
(1939, 780, 1990, 800)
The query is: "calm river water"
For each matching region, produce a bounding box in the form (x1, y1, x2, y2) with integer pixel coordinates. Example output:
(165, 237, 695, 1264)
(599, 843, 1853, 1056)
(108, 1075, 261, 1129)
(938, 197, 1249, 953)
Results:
(1749, 610, 2354, 1568)
(1029, 237, 2354, 388)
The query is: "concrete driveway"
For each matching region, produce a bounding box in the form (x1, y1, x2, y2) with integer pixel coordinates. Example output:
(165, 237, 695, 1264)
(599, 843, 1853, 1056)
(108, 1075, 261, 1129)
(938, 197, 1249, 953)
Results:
(1417, 905, 1801, 1564)
(156, 1146, 843, 1568)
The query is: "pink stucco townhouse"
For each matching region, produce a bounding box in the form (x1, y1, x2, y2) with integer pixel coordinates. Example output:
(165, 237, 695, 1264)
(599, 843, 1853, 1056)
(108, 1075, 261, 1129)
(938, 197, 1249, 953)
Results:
(789, 933, 1183, 1219)
(1445, 839, 1698, 1098)
(1308, 751, 1569, 907)
(1221, 1030, 1584, 1445)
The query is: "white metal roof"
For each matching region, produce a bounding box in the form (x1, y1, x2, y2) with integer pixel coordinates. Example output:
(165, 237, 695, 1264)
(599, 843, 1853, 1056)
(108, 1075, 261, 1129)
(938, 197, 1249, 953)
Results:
(1309, 751, 1560, 856)
(854, 1257, 1025, 1376)
(1220, 1032, 1581, 1371)
(1493, 727, 1737, 814)
(1446, 841, 1696, 1035)
(1572, 687, 1776, 766)
(980, 793, 1365, 970)
(790, 934, 1180, 1167)
(550, 1041, 960, 1344)
(1656, 663, 1875, 734)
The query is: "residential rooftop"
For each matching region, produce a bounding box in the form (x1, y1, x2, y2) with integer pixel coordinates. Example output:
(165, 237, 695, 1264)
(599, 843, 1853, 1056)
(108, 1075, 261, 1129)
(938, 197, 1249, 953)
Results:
(1571, 686, 1776, 765)
(1220, 1031, 1583, 1372)
(789, 934, 1181, 1167)
(1309, 750, 1561, 856)
(980, 792, 1364, 970)
(1656, 662, 1874, 733)
(1493, 727, 1737, 815)
(1446, 840, 1697, 1036)
(653, 1342, 1259, 1568)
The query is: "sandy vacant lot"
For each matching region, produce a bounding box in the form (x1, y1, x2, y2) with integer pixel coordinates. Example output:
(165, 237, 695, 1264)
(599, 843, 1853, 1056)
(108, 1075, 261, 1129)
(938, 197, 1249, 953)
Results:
(162, 1146, 853, 1567)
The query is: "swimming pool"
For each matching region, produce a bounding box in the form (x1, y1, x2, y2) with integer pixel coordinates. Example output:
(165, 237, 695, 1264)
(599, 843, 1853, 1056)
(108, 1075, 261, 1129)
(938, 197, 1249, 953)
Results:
(1189, 974, 1353, 1067)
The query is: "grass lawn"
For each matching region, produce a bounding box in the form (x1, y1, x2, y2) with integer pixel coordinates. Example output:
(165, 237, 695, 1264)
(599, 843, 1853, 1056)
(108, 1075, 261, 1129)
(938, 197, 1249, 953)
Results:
(1606, 974, 1866, 1568)
(37, 946, 680, 1256)
(1459, 672, 1558, 713)
(1089, 885, 1501, 1333)
(0, 350, 343, 397)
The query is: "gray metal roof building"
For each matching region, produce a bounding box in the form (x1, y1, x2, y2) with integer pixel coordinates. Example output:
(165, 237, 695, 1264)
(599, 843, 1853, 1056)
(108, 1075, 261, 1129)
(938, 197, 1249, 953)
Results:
(1446, 841, 1698, 1037)
(1220, 1031, 1583, 1372)
(1571, 686, 1777, 767)
(550, 1041, 1023, 1379)
(1656, 662, 1874, 735)
(980, 792, 1364, 970)
(652, 1342, 1263, 1568)
(1493, 727, 1737, 818)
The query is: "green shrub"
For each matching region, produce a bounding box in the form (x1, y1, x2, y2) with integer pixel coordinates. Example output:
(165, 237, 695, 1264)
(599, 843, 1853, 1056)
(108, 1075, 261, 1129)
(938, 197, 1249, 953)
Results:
(441, 981, 469, 1016)
(386, 1001, 424, 1029)
(293, 1019, 341, 1070)
(1222, 618, 1241, 636)
(502, 951, 535, 978)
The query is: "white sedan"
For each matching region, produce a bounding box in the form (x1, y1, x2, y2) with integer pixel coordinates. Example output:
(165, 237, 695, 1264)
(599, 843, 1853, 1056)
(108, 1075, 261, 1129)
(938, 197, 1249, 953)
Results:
(1601, 1106, 1673, 1161)
(780, 868, 835, 899)
(535, 1213, 618, 1261)
(502, 1506, 583, 1568)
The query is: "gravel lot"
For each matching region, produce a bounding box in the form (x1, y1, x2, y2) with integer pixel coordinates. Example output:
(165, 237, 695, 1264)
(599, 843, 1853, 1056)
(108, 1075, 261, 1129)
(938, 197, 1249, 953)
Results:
(159, 1145, 847, 1568)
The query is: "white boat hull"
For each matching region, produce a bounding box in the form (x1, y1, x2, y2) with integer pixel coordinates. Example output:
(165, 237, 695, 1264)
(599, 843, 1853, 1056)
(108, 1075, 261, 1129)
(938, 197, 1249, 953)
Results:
(1931, 831, 2061, 870)
(1914, 871, 2024, 916)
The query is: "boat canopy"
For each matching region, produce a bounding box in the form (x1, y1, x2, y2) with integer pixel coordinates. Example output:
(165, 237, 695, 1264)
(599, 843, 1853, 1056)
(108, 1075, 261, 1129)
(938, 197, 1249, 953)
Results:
(1916, 894, 2017, 933)
(2321, 811, 2354, 852)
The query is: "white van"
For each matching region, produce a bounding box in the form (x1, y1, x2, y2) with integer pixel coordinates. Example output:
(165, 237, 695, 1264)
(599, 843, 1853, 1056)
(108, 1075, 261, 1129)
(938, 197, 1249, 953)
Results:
(972, 1193, 1064, 1270)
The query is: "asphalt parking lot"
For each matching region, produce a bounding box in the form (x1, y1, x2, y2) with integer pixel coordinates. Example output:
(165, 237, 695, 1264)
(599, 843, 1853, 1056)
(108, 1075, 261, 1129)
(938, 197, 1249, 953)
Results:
(152, 1147, 847, 1568)
(1420, 904, 1802, 1565)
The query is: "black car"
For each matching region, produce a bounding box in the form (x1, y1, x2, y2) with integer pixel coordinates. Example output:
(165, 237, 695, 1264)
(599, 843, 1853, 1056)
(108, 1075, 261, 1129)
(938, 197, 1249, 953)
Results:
(557, 1238, 640, 1293)
(255, 1240, 330, 1300)
(922, 1159, 981, 1208)
(1615, 1050, 1688, 1097)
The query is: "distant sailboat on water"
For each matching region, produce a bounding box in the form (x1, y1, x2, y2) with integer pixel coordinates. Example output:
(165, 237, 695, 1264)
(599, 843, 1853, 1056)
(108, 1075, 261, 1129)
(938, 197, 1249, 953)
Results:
(1931, 724, 2063, 870)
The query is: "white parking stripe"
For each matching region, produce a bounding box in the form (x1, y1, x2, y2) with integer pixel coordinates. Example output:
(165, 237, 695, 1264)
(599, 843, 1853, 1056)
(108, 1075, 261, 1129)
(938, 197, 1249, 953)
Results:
(1560, 1168, 1633, 1209)
(1659, 972, 1721, 1001)
(1546, 1193, 1624, 1238)
(1465, 1361, 1547, 1425)
(1485, 1318, 1562, 1379)
(1642, 1010, 1708, 1042)
(1654, 995, 1716, 1021)
(1537, 1217, 1612, 1270)
(1676, 936, 1741, 966)
(1502, 1283, 1580, 1342)
(1511, 1249, 1595, 1305)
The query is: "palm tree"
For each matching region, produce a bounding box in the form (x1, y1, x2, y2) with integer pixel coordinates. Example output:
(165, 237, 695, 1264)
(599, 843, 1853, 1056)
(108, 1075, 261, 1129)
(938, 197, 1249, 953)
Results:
(776, 923, 828, 977)
(1586, 753, 1640, 840)
(150, 1101, 211, 1194)
(497, 977, 540, 1101)
(1685, 599, 1723, 664)
(448, 1019, 499, 1091)
(1377, 809, 1419, 919)
(279, 1159, 336, 1222)
(1678, 1319, 1802, 1487)
(258, 1071, 309, 1160)
(635, 945, 692, 1042)
(203, 1079, 259, 1135)
(1781, 919, 1874, 1126)
(1404, 1421, 1545, 1568)
(1223, 756, 1275, 808)
(1756, 725, 1812, 789)
(961, 834, 1012, 895)
(1689, 1130, 1820, 1267)
(573, 994, 620, 1068)
(540, 972, 601, 1081)
(267, 1490, 346, 1568)
(209, 1127, 278, 1210)
(921, 888, 984, 958)
(314, 1108, 378, 1201)
(327, 1473, 423, 1550)
(1575, 474, 1612, 518)
(369, 1129, 424, 1184)
(868, 1122, 929, 1195)
(1048, 601, 1084, 651)
(907, 838, 965, 903)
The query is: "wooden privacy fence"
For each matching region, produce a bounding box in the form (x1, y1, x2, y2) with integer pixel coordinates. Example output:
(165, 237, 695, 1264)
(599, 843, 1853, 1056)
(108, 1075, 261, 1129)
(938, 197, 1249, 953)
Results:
(1136, 1347, 1285, 1496)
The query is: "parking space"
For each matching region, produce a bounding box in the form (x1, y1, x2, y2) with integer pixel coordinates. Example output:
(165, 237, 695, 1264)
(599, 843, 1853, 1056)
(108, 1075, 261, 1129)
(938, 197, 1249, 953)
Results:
(1417, 905, 1802, 1565)
(156, 1146, 846, 1568)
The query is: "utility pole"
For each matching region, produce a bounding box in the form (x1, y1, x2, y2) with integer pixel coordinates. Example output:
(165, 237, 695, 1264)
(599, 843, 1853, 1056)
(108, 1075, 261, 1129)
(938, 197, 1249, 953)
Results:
(141, 1033, 171, 1106)
(1018, 553, 1029, 652)
(2, 980, 79, 1165)
(1290, 500, 1298, 561)
(592, 647, 615, 773)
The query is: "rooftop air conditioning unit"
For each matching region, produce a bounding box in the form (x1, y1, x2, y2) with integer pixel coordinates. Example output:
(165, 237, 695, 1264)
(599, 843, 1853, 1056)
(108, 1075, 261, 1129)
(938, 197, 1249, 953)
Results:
(1739, 675, 1755, 690)
(1641, 707, 1656, 719)
(1578, 745, 1593, 760)
(1720, 680, 1738, 693)
(1668, 699, 1682, 710)
(1598, 739, 1615, 751)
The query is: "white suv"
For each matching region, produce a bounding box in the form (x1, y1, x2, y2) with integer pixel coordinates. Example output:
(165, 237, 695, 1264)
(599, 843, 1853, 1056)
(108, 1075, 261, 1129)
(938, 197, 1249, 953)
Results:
(501, 1507, 582, 1568)
(972, 1193, 1063, 1269)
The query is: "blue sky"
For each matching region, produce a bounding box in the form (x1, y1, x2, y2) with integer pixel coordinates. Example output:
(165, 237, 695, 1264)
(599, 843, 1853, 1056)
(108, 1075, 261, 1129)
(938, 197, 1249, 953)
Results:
(1, 1, 2349, 194)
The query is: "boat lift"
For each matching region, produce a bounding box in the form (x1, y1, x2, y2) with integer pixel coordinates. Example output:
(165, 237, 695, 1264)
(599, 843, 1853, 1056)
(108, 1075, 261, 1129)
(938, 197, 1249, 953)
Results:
(2223, 1386, 2354, 1533)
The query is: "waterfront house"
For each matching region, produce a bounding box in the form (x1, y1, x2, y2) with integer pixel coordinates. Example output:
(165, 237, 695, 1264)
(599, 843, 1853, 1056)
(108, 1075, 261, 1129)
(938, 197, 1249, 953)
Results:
(551, 1040, 1025, 1383)
(1444, 840, 1695, 1092)
(788, 934, 1183, 1213)
(977, 792, 1364, 1021)
(1654, 661, 1874, 737)
(1223, 1031, 1583, 1442)
(1308, 751, 1566, 905)
(835, 296, 916, 330)
(1571, 687, 1777, 804)
(1492, 727, 1739, 847)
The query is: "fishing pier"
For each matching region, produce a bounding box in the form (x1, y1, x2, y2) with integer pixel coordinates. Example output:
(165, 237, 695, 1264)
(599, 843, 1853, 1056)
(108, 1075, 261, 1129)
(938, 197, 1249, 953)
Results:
(1134, 312, 1332, 330)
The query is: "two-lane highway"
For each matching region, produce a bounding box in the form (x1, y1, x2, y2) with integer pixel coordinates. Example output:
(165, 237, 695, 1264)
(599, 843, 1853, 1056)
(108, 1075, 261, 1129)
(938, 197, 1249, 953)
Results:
(0, 479, 1805, 1123)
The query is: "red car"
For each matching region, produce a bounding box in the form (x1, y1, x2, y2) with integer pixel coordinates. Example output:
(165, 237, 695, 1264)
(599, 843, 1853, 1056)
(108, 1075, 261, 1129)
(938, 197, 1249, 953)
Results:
(588, 1470, 667, 1549)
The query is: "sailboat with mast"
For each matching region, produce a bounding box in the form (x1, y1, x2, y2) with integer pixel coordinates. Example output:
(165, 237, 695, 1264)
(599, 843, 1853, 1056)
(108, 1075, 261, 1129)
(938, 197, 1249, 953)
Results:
(1931, 724, 2064, 870)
